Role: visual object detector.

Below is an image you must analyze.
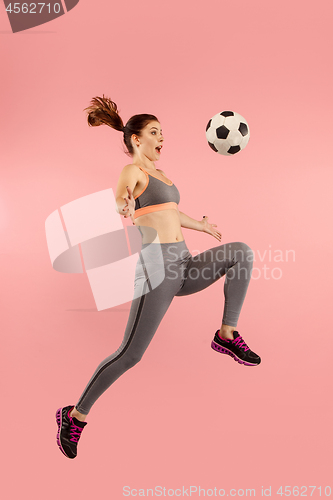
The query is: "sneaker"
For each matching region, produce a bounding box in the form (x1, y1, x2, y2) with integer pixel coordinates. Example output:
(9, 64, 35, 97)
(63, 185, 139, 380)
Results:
(56, 405, 87, 459)
(211, 330, 261, 366)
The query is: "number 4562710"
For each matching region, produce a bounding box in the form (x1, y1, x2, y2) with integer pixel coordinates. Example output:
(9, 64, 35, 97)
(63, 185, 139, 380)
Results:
(277, 485, 331, 496)
(6, 3, 61, 14)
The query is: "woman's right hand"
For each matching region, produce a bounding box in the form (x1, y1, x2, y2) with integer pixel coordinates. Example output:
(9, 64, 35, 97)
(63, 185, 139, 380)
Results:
(123, 186, 135, 220)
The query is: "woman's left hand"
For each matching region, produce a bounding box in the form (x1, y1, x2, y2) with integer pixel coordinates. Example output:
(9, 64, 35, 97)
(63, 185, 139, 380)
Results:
(201, 216, 222, 241)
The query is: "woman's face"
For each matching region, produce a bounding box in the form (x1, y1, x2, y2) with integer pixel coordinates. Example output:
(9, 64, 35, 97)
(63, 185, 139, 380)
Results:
(133, 121, 164, 161)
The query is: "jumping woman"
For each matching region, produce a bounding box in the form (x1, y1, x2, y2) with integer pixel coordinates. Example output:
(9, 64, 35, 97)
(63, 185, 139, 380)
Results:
(56, 95, 261, 459)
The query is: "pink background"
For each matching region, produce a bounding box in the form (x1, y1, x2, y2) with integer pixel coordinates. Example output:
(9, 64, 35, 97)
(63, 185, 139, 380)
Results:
(1, 0, 332, 498)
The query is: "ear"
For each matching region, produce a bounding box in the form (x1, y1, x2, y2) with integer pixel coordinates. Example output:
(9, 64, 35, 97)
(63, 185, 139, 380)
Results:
(131, 133, 140, 146)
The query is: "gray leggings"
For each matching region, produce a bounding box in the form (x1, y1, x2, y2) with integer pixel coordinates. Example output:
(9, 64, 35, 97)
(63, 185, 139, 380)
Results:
(76, 240, 254, 414)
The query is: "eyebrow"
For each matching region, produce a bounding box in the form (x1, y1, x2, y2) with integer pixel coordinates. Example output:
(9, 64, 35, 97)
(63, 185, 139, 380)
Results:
(150, 127, 162, 132)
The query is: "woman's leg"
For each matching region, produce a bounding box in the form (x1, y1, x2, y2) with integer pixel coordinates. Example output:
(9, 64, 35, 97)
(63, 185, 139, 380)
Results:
(175, 241, 254, 329)
(75, 279, 177, 415)
(56, 242, 187, 458)
(174, 241, 260, 366)
(75, 242, 187, 416)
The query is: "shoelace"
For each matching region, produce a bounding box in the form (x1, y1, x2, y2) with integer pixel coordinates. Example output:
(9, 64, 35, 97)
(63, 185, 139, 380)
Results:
(232, 336, 250, 352)
(69, 419, 84, 443)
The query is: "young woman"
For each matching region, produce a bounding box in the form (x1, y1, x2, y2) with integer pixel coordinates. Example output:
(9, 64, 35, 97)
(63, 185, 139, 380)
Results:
(56, 95, 261, 459)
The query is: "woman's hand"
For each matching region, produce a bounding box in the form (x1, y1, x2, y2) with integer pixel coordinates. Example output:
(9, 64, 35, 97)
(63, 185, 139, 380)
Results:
(123, 186, 136, 224)
(201, 216, 222, 242)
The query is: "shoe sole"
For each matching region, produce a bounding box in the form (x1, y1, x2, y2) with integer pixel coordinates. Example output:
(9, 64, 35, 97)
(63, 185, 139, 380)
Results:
(211, 340, 259, 366)
(56, 408, 73, 459)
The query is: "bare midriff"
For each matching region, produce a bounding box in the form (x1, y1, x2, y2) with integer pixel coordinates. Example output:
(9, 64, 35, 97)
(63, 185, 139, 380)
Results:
(132, 165, 185, 245)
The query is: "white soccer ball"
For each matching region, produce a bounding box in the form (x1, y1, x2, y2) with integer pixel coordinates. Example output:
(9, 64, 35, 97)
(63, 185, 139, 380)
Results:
(205, 111, 250, 156)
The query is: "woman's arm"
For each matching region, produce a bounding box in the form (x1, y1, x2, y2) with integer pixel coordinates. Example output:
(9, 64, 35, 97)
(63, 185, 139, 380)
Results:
(178, 211, 203, 232)
(180, 212, 222, 241)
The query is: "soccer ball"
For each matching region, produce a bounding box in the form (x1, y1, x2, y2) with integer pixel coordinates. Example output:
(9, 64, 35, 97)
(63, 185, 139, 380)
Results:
(206, 111, 250, 155)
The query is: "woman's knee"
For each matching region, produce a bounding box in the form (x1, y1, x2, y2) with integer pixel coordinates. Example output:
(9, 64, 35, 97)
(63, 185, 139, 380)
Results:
(122, 352, 144, 370)
(232, 242, 254, 263)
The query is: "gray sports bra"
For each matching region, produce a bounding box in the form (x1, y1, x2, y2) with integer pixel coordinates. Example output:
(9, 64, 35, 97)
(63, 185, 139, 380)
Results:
(134, 166, 180, 220)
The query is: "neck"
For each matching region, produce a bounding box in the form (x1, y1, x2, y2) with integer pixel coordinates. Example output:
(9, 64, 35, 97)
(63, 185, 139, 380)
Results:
(131, 153, 157, 170)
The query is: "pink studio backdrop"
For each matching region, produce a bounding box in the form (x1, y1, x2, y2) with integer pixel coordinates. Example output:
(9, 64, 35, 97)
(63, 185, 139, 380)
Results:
(1, 0, 332, 498)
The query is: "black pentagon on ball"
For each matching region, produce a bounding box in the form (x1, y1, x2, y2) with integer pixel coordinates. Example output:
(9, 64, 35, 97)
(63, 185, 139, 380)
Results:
(208, 142, 218, 152)
(220, 111, 234, 117)
(238, 122, 248, 136)
(216, 125, 229, 140)
(206, 119, 212, 132)
(228, 145, 241, 154)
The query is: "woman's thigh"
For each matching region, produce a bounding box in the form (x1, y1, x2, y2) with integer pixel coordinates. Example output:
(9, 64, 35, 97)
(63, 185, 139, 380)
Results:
(127, 247, 185, 343)
(175, 241, 253, 296)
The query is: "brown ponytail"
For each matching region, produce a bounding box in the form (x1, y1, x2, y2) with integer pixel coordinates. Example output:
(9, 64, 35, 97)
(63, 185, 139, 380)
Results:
(84, 95, 123, 131)
(84, 94, 159, 157)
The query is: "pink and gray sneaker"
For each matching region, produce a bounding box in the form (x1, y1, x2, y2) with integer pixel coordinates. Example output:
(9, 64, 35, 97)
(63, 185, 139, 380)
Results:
(56, 405, 87, 459)
(211, 330, 261, 366)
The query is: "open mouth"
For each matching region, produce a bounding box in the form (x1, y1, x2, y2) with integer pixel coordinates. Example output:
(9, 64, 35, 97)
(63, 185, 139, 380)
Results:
(155, 146, 162, 154)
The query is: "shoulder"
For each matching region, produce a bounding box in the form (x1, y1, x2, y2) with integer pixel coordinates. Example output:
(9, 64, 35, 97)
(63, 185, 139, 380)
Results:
(115, 164, 143, 200)
(116, 164, 140, 191)
(121, 163, 143, 177)
(123, 163, 139, 171)
(123, 163, 146, 174)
